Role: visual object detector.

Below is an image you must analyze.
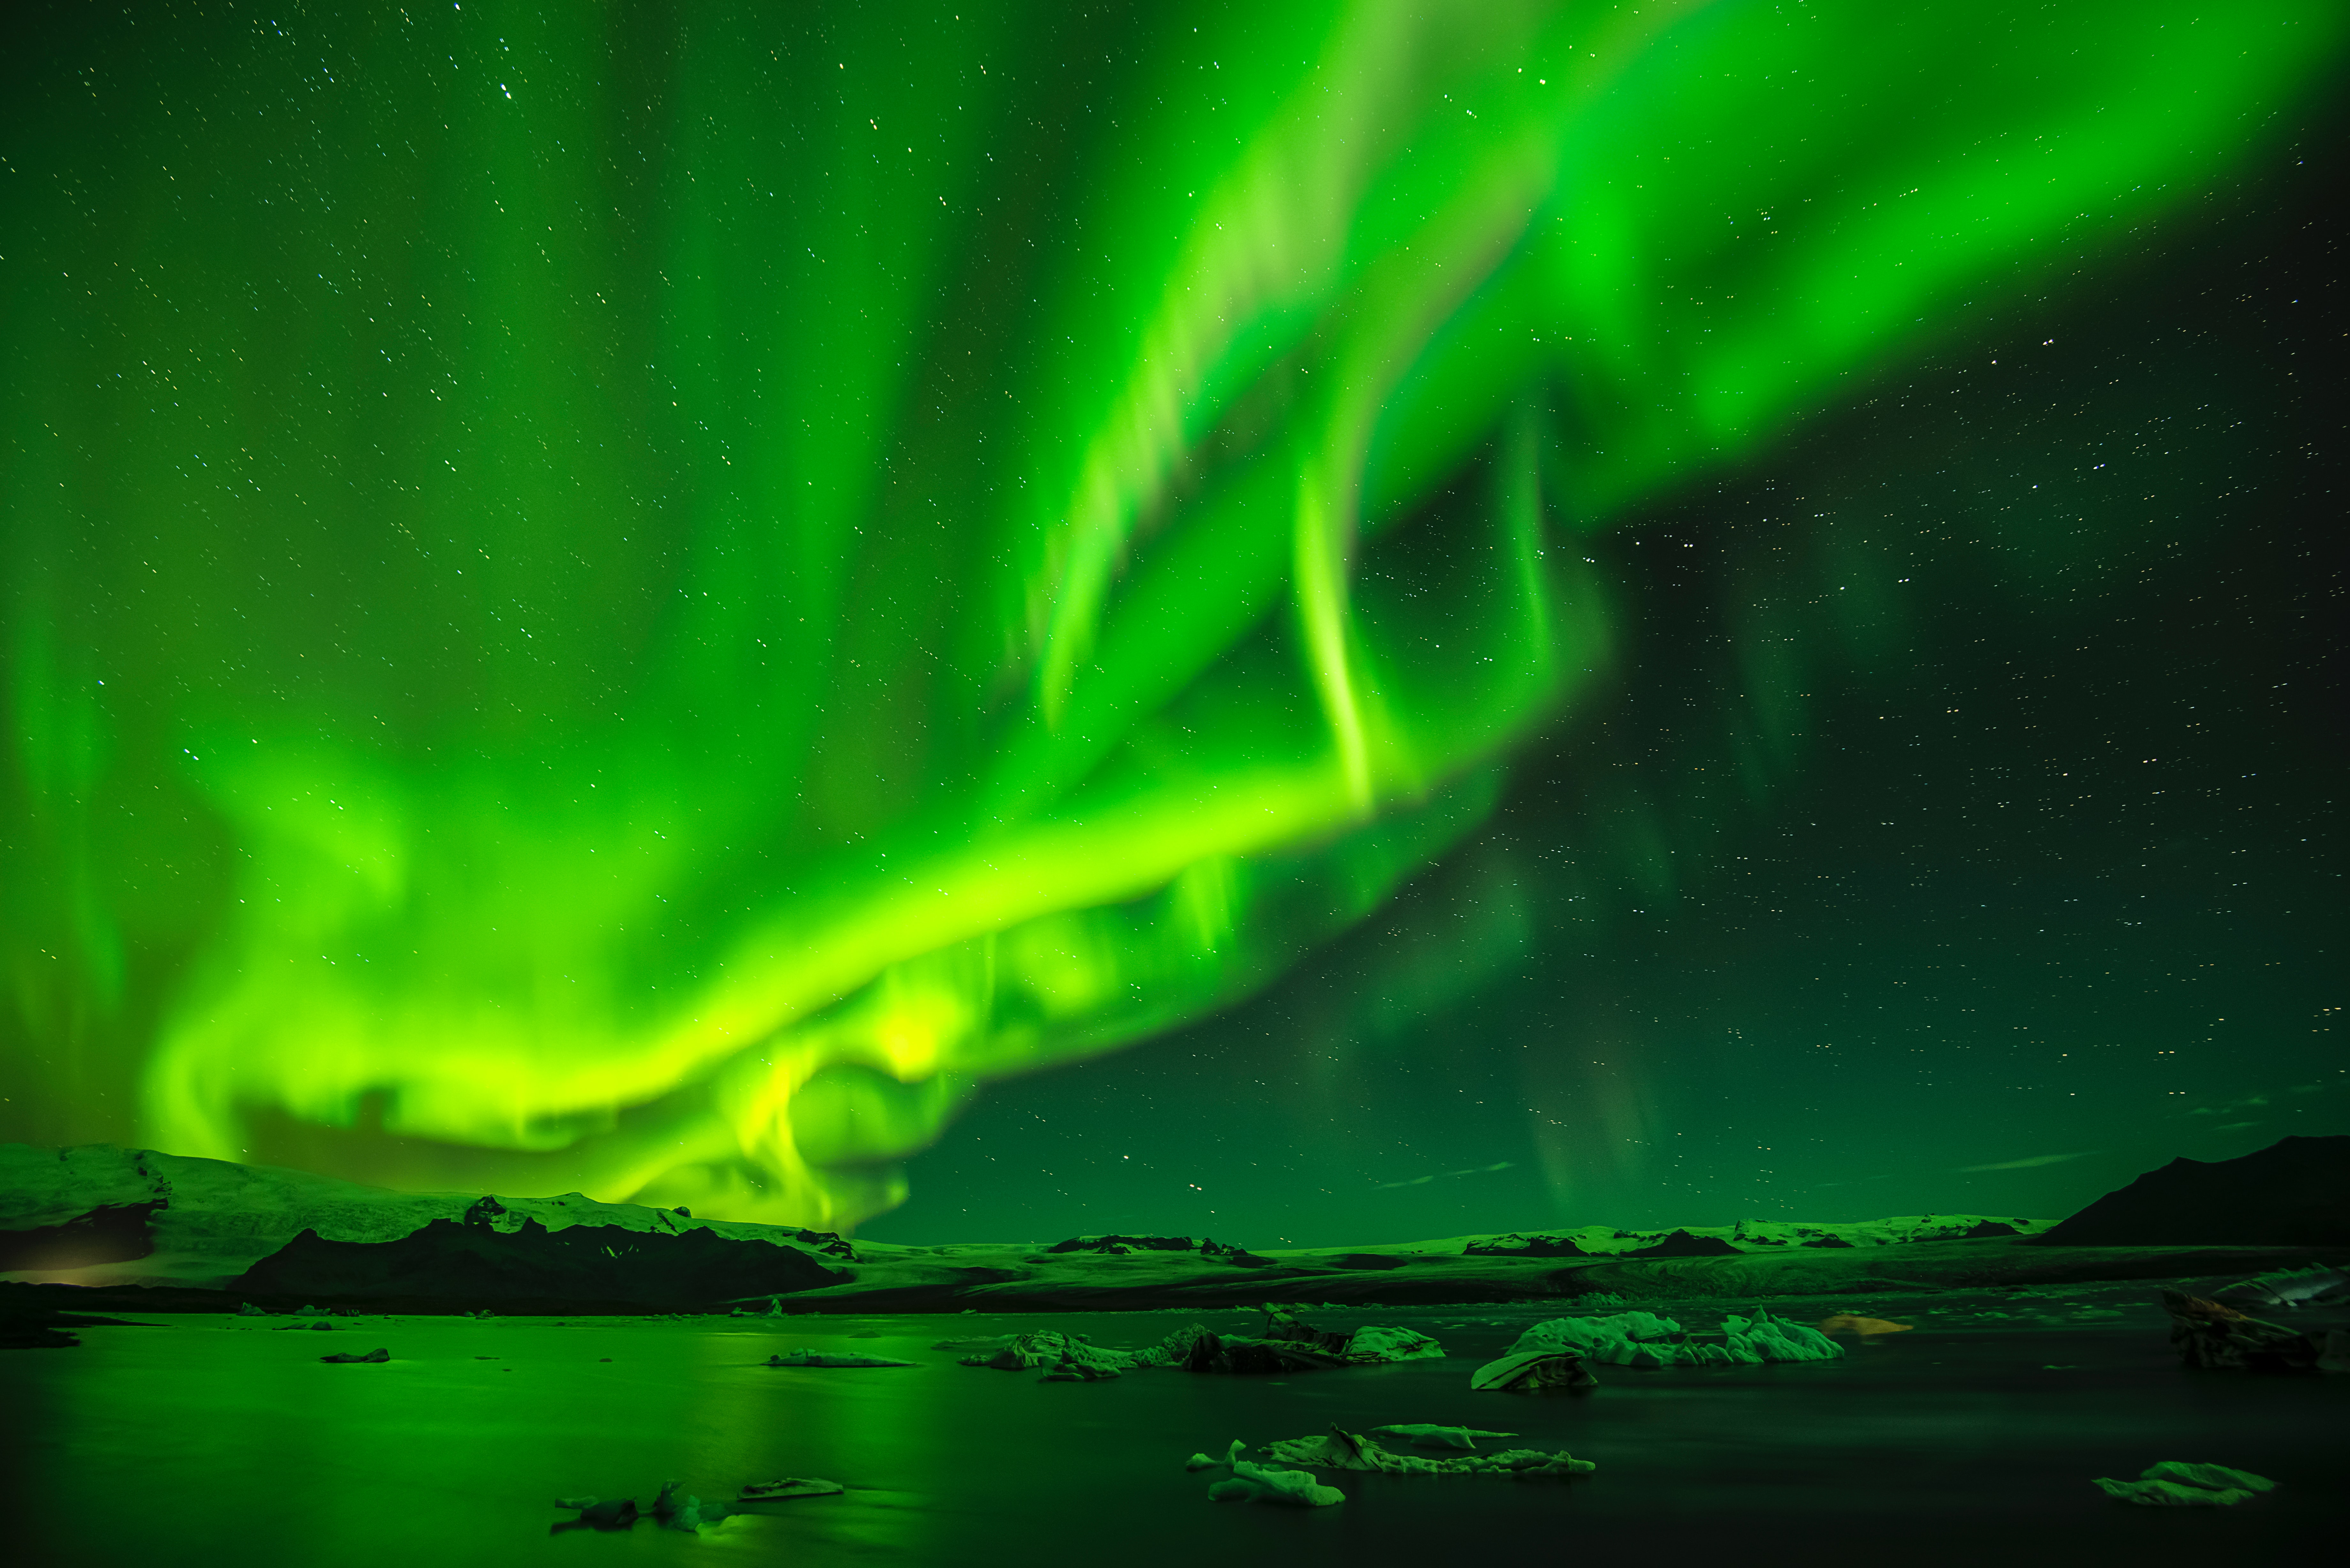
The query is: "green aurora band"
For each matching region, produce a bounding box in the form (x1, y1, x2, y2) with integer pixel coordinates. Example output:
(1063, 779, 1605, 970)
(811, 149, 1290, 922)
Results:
(3, 1, 2338, 1225)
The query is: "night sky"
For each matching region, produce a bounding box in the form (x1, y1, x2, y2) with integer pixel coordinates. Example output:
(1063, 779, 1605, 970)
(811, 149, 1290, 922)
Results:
(3, 3, 2341, 1243)
(867, 148, 2347, 1245)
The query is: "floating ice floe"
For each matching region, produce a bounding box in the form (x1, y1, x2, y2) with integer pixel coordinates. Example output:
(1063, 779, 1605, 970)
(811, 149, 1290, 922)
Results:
(552, 1496, 638, 1531)
(1186, 1439, 1344, 1506)
(1342, 1324, 1446, 1362)
(554, 1481, 733, 1534)
(763, 1349, 917, 1368)
(1039, 1347, 1120, 1381)
(955, 1328, 1146, 1374)
(2092, 1461, 2277, 1507)
(2214, 1264, 2350, 1311)
(957, 1308, 1442, 1377)
(650, 1479, 729, 1531)
(738, 1478, 844, 1501)
(1368, 1424, 1516, 1451)
(1468, 1350, 1599, 1392)
(1262, 1427, 1594, 1478)
(1484, 1308, 1841, 1372)
(1159, 1306, 1444, 1374)
(2159, 1289, 2331, 1372)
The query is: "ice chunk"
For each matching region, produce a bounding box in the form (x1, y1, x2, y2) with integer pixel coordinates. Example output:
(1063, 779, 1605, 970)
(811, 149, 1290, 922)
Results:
(2160, 1288, 2321, 1370)
(1342, 1325, 1444, 1363)
(2093, 1460, 2276, 1506)
(958, 1328, 1145, 1373)
(1368, 1424, 1515, 1451)
(1187, 1439, 1344, 1506)
(738, 1478, 845, 1501)
(1504, 1308, 1840, 1368)
(552, 1497, 639, 1531)
(2094, 1478, 2252, 1507)
(1468, 1350, 1598, 1392)
(2139, 1461, 2275, 1493)
(1039, 1348, 1120, 1381)
(1507, 1311, 1682, 1355)
(1720, 1309, 1844, 1363)
(2216, 1264, 2350, 1310)
(1263, 1427, 1594, 1478)
(651, 1478, 730, 1531)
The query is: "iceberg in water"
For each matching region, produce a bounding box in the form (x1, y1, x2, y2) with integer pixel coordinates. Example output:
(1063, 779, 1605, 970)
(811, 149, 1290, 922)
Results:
(1485, 1308, 1842, 1372)
(1185, 1440, 1344, 1507)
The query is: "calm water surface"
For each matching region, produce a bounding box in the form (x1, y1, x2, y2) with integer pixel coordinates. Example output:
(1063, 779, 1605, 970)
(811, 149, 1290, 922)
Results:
(4, 1291, 2342, 1567)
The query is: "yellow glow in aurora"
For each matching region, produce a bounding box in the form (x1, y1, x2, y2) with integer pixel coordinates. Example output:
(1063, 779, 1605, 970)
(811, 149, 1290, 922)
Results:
(3, 1, 2337, 1224)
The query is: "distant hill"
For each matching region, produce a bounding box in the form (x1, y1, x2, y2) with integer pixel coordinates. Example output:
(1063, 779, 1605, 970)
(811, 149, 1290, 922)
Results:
(235, 1211, 845, 1309)
(2036, 1135, 2350, 1247)
(0, 1143, 851, 1292)
(8, 1140, 2345, 1314)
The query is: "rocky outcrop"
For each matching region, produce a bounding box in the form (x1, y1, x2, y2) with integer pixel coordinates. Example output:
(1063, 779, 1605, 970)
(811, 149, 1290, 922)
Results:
(1042, 1234, 1269, 1265)
(2037, 1136, 2350, 1247)
(1045, 1234, 1203, 1253)
(233, 1212, 848, 1309)
(1463, 1233, 1592, 1258)
(0, 1142, 860, 1291)
(1618, 1229, 1742, 1259)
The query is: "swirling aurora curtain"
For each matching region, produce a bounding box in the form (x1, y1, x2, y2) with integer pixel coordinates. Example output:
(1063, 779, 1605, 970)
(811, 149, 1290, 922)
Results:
(2, 0, 2336, 1223)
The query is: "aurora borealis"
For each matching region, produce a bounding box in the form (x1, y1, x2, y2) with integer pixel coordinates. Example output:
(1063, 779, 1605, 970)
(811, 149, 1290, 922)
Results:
(3, 1, 2341, 1238)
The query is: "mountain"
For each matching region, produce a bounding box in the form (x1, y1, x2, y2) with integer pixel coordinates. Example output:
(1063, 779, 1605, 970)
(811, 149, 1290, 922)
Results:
(2035, 1136, 2350, 1247)
(233, 1209, 846, 1308)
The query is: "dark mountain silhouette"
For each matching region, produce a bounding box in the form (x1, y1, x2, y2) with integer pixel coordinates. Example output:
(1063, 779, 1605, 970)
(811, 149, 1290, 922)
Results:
(1463, 1233, 1593, 1258)
(1620, 1228, 1744, 1259)
(1042, 1234, 1267, 1263)
(233, 1213, 848, 1308)
(2036, 1136, 2350, 1246)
